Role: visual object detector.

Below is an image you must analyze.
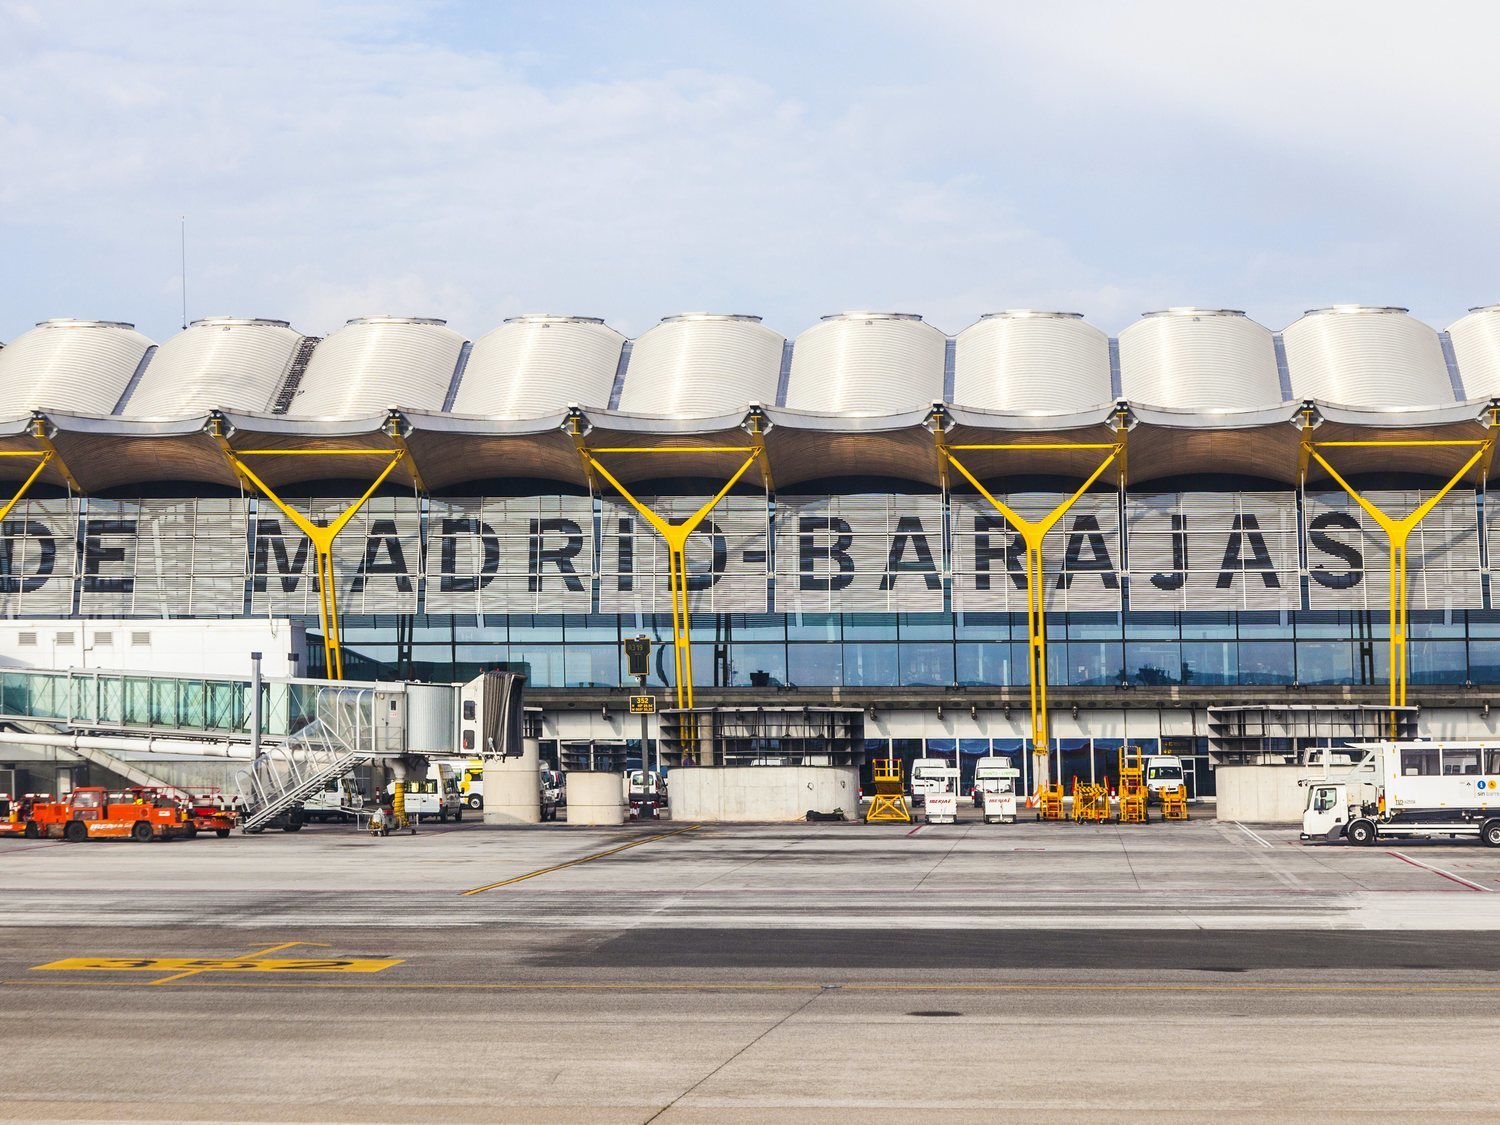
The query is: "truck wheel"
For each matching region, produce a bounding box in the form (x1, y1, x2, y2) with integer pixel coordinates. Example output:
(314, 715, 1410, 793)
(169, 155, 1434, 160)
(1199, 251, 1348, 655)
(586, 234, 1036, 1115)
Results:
(1347, 819, 1376, 846)
(64, 820, 88, 843)
(439, 810, 449, 823)
(467, 794, 482, 811)
(130, 820, 153, 843)
(281, 822, 303, 833)
(215, 828, 231, 839)
(23, 822, 38, 839)
(455, 808, 463, 823)
(1481, 819, 1500, 848)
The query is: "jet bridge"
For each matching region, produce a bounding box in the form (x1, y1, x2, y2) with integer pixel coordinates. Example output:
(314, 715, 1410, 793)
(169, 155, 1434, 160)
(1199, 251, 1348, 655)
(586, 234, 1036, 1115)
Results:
(0, 666, 526, 832)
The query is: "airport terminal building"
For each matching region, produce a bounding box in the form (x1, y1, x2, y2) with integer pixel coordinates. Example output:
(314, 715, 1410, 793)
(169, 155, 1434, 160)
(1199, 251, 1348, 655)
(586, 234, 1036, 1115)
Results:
(6, 305, 1500, 796)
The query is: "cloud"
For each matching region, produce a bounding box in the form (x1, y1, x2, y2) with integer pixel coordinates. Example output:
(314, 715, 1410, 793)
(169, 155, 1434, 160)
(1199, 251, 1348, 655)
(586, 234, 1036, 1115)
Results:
(1, 0, 1496, 346)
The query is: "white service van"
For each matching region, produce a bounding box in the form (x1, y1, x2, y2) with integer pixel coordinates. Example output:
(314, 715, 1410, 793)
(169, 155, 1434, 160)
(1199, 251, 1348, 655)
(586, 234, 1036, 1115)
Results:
(302, 776, 366, 823)
(387, 762, 463, 822)
(1145, 755, 1187, 800)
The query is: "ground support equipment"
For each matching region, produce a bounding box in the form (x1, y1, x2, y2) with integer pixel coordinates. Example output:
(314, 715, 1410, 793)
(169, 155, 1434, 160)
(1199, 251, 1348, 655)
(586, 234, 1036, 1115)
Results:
(866, 758, 912, 824)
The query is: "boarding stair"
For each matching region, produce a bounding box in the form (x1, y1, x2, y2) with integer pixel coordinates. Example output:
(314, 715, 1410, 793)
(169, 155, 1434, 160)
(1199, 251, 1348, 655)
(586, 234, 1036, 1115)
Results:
(234, 686, 381, 833)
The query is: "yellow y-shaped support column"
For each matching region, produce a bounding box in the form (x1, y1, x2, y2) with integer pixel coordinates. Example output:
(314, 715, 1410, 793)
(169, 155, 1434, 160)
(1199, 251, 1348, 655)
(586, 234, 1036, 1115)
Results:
(1300, 407, 1495, 738)
(212, 419, 411, 680)
(931, 407, 1127, 796)
(568, 410, 770, 768)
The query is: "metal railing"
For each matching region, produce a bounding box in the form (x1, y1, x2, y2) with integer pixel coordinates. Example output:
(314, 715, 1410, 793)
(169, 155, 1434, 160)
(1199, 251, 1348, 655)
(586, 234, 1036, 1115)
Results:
(235, 686, 375, 832)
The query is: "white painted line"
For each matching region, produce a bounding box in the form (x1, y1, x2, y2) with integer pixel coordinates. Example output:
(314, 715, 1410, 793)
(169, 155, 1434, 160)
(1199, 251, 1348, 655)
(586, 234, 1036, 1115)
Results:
(1234, 822, 1275, 850)
(1388, 850, 1492, 892)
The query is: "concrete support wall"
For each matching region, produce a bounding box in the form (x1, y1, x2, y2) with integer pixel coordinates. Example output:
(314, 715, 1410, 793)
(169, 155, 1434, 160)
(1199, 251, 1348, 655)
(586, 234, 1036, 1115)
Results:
(668, 766, 860, 823)
(483, 737, 541, 825)
(567, 771, 625, 825)
(1215, 766, 1309, 824)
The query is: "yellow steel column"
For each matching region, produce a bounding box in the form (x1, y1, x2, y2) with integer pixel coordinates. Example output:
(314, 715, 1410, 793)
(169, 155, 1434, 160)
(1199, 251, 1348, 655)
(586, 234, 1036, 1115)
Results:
(577, 448, 762, 709)
(218, 446, 407, 680)
(931, 407, 1127, 795)
(1301, 430, 1491, 735)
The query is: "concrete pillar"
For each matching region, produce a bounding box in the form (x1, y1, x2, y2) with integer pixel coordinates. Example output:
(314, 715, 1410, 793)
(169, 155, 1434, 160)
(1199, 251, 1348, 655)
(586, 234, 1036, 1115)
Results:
(565, 771, 625, 825)
(483, 736, 541, 825)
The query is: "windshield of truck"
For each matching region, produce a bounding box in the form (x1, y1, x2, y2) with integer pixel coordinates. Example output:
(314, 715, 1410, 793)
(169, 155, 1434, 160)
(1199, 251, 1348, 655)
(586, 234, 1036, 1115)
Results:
(1148, 765, 1182, 780)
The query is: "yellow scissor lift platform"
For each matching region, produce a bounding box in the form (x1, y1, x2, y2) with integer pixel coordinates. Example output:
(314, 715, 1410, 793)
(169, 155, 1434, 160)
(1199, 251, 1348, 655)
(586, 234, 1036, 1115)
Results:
(1118, 746, 1149, 824)
(865, 758, 912, 824)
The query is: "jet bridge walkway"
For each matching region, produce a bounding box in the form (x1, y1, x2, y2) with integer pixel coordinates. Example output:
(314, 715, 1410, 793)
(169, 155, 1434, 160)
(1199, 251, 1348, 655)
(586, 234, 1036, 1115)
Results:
(0, 667, 455, 833)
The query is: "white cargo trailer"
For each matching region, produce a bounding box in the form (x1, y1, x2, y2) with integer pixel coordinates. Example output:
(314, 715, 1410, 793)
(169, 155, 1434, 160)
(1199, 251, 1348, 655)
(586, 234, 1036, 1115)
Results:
(1301, 740, 1500, 846)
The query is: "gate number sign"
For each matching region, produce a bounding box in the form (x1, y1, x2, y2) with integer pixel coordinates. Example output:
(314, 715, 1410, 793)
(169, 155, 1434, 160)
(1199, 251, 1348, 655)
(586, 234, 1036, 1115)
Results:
(629, 695, 656, 715)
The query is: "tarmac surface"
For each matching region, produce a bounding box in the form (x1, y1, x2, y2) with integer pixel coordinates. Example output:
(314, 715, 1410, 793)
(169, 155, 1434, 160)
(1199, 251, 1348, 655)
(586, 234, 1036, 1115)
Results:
(5, 812, 1500, 1121)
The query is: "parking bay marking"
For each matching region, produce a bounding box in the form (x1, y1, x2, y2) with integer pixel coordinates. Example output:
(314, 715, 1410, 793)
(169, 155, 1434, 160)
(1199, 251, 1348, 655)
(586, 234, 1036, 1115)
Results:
(33, 941, 402, 982)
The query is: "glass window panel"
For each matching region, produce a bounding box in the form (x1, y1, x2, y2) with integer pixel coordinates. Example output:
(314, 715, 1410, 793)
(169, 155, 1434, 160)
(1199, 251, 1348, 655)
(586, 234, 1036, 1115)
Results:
(843, 613, 900, 641)
(1468, 641, 1500, 683)
(1122, 612, 1178, 641)
(509, 615, 566, 642)
(565, 645, 622, 688)
(843, 643, 899, 687)
(1237, 612, 1293, 639)
(1126, 641, 1182, 686)
(1056, 738, 1091, 787)
(788, 642, 843, 687)
(1179, 612, 1236, 640)
(1238, 641, 1294, 685)
(899, 613, 953, 641)
(1051, 641, 1123, 687)
(1296, 641, 1354, 686)
(729, 644, 787, 688)
(955, 613, 1010, 641)
(956, 642, 1025, 687)
(900, 643, 953, 687)
(1409, 642, 1466, 686)
(1180, 641, 1236, 686)
(1409, 611, 1464, 639)
(563, 615, 620, 642)
(785, 613, 841, 642)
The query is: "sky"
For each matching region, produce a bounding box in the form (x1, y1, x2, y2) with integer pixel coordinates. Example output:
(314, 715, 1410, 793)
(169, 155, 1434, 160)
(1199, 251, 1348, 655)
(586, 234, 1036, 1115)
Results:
(1, 0, 1497, 344)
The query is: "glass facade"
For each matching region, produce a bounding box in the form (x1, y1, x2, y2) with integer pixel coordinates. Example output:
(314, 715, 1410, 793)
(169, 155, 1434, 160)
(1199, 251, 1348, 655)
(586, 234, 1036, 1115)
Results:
(323, 608, 1500, 691)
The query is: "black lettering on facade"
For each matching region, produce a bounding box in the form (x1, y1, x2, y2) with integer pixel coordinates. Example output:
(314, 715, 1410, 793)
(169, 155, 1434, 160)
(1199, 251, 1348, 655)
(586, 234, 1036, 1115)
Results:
(880, 516, 940, 591)
(82, 519, 134, 594)
(799, 516, 856, 592)
(0, 520, 56, 594)
(686, 520, 727, 592)
(972, 515, 1026, 591)
(1151, 513, 1188, 592)
(1059, 514, 1118, 589)
(528, 518, 585, 592)
(437, 517, 499, 593)
(1216, 514, 1281, 589)
(1308, 511, 1363, 589)
(351, 519, 412, 593)
(253, 519, 311, 592)
(616, 516, 633, 592)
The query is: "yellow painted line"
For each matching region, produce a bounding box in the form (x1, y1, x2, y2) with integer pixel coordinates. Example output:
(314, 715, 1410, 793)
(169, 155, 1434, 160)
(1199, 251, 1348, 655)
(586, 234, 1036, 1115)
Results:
(459, 825, 701, 896)
(11, 978, 1500, 995)
(32, 956, 400, 974)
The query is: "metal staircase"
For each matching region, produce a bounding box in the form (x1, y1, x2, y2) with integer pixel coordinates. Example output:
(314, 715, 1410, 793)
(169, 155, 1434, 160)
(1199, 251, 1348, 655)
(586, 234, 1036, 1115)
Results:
(234, 685, 378, 832)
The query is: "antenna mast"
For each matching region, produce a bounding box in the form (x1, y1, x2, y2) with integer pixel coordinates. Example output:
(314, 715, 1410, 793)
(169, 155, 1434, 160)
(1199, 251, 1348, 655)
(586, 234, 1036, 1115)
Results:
(180, 215, 188, 330)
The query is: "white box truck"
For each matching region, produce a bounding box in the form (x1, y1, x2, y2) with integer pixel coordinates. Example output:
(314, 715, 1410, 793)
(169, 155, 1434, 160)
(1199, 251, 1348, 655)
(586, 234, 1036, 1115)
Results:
(972, 757, 1019, 823)
(1301, 740, 1500, 847)
(910, 758, 959, 807)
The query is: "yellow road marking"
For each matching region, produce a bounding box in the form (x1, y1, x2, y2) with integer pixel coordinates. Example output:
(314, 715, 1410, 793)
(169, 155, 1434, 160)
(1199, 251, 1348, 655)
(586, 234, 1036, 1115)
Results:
(148, 940, 330, 984)
(33, 956, 400, 975)
(459, 825, 701, 896)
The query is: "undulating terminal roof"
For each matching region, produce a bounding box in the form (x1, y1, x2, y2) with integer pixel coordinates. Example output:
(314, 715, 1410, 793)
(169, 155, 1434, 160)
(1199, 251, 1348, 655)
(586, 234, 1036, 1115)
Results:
(1, 305, 1499, 492)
